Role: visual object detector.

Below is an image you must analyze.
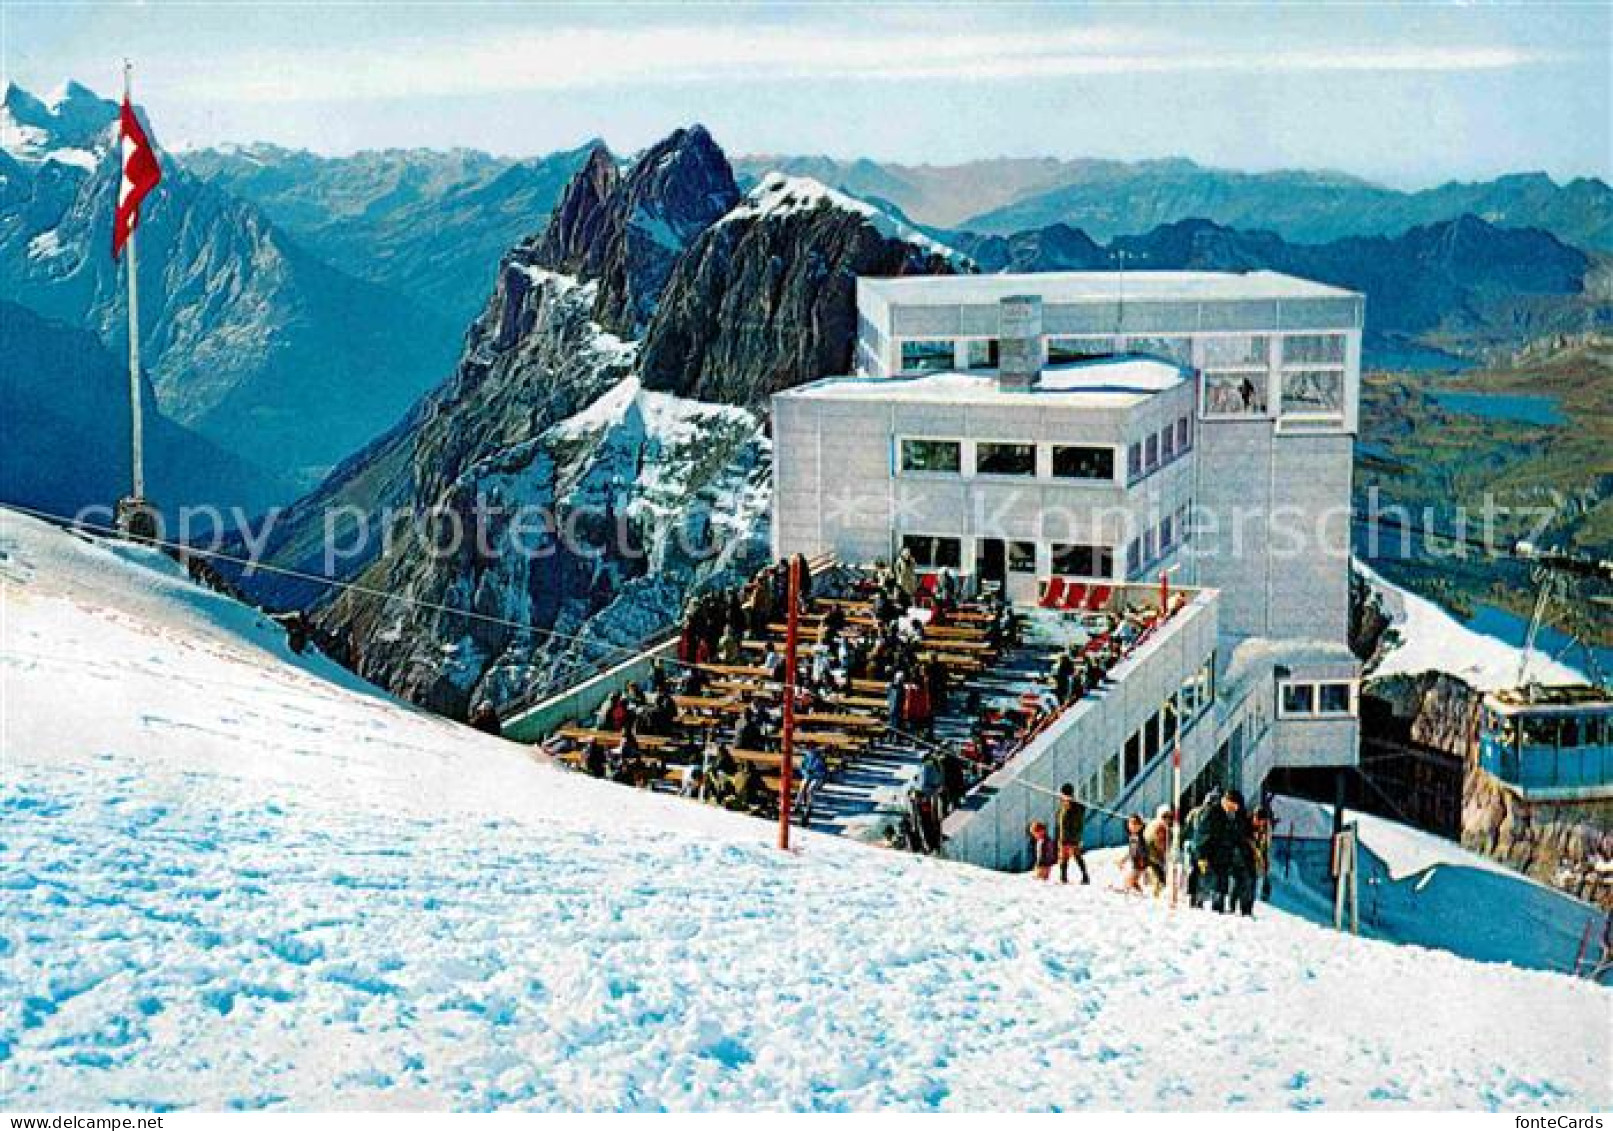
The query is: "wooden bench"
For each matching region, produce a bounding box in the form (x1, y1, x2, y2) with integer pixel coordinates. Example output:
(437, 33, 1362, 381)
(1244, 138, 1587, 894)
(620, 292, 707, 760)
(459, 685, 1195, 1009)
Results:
(555, 726, 675, 749)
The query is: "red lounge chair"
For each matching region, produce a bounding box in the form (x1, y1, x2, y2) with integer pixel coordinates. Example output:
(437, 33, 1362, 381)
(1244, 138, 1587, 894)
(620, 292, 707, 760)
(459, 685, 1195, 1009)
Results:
(917, 572, 939, 594)
(1062, 583, 1089, 611)
(1085, 585, 1113, 612)
(1039, 577, 1067, 609)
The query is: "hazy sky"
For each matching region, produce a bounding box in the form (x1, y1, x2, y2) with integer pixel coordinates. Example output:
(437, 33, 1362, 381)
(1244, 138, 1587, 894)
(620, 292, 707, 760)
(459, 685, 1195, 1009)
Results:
(4, 1, 1609, 188)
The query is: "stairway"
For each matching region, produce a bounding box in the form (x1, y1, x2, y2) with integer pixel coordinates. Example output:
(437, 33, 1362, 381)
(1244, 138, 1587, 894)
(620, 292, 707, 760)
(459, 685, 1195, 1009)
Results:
(801, 612, 1075, 842)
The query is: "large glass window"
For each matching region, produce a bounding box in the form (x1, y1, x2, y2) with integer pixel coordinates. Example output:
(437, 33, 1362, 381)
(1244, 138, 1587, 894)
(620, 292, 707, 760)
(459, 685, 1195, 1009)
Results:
(1204, 372, 1267, 415)
(1202, 334, 1270, 417)
(1126, 336, 1191, 366)
(1202, 335, 1269, 369)
(900, 534, 962, 569)
(1051, 543, 1114, 579)
(975, 442, 1036, 477)
(965, 339, 999, 370)
(900, 339, 955, 373)
(1160, 425, 1175, 461)
(1051, 445, 1115, 481)
(1283, 334, 1346, 365)
(899, 438, 961, 474)
(1124, 733, 1142, 783)
(1281, 369, 1346, 417)
(1144, 433, 1159, 471)
(1126, 443, 1143, 481)
(1047, 337, 1117, 366)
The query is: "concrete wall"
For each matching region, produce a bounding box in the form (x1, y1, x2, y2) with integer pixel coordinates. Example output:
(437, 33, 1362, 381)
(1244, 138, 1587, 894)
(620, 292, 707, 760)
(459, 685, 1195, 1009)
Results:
(941, 594, 1221, 872)
(1192, 425, 1353, 644)
(502, 637, 682, 743)
(772, 383, 1197, 581)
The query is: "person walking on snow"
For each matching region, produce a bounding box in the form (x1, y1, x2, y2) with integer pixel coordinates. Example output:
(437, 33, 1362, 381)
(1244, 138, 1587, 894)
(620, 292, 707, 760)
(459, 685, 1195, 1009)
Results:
(1055, 783, 1090, 884)
(1028, 821, 1057, 881)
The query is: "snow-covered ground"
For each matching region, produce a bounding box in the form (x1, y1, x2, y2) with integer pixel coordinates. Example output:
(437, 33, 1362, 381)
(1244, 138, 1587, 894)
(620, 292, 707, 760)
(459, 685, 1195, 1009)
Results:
(1357, 560, 1587, 690)
(2, 510, 1608, 1111)
(1268, 798, 1604, 975)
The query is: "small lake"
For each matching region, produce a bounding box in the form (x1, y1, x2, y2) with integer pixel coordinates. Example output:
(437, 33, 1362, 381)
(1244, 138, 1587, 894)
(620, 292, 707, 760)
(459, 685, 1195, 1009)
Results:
(1463, 602, 1612, 682)
(1430, 390, 1565, 428)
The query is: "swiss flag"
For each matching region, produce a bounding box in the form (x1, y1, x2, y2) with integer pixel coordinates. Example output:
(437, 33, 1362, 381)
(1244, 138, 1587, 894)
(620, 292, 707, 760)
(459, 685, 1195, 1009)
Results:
(112, 97, 161, 261)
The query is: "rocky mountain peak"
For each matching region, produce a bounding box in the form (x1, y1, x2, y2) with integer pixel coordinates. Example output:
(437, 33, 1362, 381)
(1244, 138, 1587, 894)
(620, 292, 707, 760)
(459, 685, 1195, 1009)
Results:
(1, 80, 119, 161)
(530, 142, 619, 275)
(527, 124, 740, 337)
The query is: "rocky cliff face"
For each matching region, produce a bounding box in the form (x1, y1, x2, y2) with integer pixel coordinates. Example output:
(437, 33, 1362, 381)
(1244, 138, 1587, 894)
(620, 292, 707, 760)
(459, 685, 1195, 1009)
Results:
(638, 174, 958, 404)
(306, 265, 769, 718)
(530, 127, 740, 337)
(235, 132, 965, 718)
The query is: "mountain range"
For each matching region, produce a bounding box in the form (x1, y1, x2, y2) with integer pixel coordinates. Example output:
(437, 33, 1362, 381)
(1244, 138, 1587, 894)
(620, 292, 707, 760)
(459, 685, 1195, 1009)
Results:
(733, 154, 1613, 252)
(1, 82, 461, 495)
(3, 77, 1610, 600)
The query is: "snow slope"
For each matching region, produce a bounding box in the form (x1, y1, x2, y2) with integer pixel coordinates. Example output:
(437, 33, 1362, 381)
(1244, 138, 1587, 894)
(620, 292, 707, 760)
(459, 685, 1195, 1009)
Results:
(2, 510, 1608, 1111)
(1268, 798, 1604, 976)
(1358, 561, 1587, 690)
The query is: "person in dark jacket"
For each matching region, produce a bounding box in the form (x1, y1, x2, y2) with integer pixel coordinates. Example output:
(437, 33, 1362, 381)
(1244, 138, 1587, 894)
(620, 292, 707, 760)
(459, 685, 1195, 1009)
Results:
(1196, 788, 1254, 914)
(1055, 783, 1090, 885)
(582, 739, 606, 779)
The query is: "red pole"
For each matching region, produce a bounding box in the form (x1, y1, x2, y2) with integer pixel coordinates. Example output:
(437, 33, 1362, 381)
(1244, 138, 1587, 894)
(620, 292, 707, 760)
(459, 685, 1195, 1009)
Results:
(1159, 569, 1169, 616)
(778, 555, 801, 850)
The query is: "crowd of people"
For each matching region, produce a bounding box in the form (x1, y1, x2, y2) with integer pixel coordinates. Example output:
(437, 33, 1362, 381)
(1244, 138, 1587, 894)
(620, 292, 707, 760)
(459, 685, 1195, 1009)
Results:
(1029, 784, 1276, 915)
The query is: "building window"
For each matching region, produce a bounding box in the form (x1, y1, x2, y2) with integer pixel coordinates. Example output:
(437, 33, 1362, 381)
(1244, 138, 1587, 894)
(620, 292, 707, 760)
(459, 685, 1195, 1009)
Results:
(899, 438, 962, 474)
(1126, 336, 1191, 367)
(1201, 335, 1270, 417)
(1280, 369, 1346, 418)
(1007, 541, 1037, 573)
(1203, 372, 1267, 416)
(900, 534, 962, 570)
(965, 339, 999, 369)
(1051, 543, 1113, 579)
(1124, 733, 1142, 783)
(1047, 336, 1117, 366)
(1125, 538, 1142, 577)
(1160, 425, 1175, 461)
(975, 441, 1036, 477)
(1127, 442, 1143, 481)
(900, 339, 955, 373)
(1279, 680, 1358, 718)
(1051, 445, 1116, 481)
(1281, 683, 1316, 716)
(1177, 415, 1192, 451)
(1283, 334, 1346, 366)
(1318, 682, 1354, 715)
(1143, 433, 1159, 471)
(1203, 335, 1269, 369)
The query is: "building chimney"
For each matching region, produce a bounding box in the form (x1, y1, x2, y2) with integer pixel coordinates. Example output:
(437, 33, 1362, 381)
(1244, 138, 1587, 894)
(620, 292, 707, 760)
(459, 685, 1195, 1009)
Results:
(998, 295, 1042, 390)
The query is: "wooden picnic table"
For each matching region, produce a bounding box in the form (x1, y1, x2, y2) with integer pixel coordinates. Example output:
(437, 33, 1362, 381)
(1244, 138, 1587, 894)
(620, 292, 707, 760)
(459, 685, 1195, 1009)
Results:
(699, 663, 775, 679)
(673, 694, 740, 710)
(794, 730, 865, 750)
(796, 712, 884, 729)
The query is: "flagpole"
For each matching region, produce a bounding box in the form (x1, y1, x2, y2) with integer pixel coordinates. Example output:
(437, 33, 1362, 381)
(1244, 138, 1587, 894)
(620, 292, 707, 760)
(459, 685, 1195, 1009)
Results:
(123, 59, 144, 503)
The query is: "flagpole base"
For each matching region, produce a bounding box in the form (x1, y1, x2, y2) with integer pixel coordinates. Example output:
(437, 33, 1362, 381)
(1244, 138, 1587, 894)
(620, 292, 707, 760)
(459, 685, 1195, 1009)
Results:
(115, 496, 160, 541)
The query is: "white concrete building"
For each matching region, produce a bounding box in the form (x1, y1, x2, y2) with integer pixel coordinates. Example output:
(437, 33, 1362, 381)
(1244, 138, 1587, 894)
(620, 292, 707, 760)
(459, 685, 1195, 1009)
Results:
(772, 270, 1365, 865)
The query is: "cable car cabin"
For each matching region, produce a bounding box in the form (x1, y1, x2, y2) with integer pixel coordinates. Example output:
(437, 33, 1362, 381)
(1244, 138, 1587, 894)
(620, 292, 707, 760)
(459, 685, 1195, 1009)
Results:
(1478, 685, 1613, 799)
